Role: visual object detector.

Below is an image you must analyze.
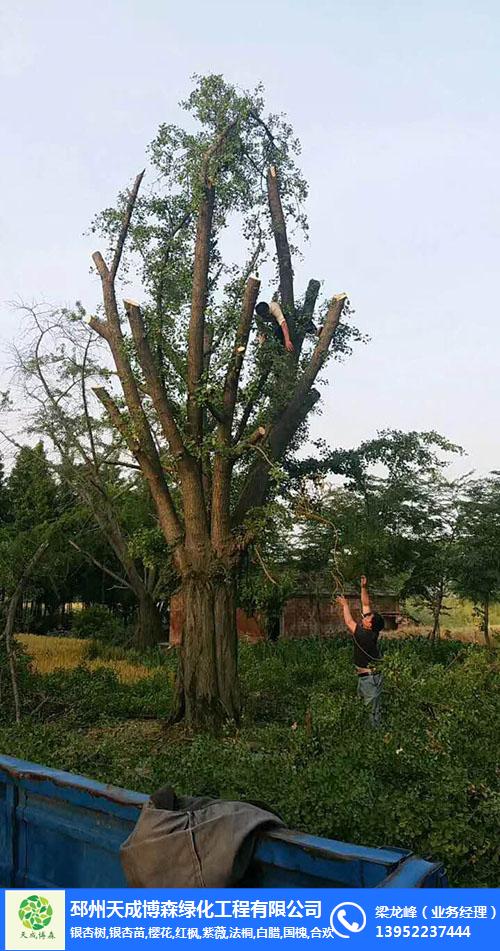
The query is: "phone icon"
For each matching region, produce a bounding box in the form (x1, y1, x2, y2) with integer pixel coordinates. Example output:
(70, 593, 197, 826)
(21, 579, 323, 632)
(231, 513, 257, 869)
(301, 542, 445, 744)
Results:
(330, 902, 367, 938)
(337, 910, 361, 932)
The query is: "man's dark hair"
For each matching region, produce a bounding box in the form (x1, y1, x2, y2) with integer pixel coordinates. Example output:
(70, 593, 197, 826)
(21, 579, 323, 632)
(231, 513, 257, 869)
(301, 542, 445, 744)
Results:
(370, 612, 385, 634)
(255, 301, 270, 318)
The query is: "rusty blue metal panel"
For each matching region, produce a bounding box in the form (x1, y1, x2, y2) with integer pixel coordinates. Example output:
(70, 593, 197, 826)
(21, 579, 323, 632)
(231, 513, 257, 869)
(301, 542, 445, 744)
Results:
(377, 856, 449, 888)
(0, 755, 144, 888)
(250, 830, 413, 887)
(0, 773, 16, 885)
(0, 754, 448, 888)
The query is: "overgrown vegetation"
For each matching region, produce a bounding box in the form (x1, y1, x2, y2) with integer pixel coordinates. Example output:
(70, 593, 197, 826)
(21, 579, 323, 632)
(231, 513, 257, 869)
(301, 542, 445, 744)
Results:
(1, 635, 498, 887)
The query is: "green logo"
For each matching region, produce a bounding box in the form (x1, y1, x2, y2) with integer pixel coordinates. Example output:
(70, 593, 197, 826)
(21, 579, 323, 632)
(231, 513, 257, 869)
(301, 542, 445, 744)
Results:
(18, 895, 53, 931)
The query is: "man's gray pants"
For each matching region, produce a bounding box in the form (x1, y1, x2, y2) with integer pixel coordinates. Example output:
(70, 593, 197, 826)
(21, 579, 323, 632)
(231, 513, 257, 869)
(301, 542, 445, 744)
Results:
(357, 672, 383, 727)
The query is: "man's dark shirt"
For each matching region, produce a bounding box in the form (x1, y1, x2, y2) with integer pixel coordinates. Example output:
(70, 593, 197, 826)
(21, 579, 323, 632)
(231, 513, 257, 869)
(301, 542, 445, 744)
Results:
(352, 623, 381, 668)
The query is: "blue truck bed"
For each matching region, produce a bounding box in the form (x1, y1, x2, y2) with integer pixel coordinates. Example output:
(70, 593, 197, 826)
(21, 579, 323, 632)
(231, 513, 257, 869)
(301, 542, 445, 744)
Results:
(0, 754, 448, 888)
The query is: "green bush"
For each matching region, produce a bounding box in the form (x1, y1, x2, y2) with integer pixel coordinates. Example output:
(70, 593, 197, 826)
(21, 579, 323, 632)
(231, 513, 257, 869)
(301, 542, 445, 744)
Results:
(0, 635, 498, 886)
(72, 605, 125, 642)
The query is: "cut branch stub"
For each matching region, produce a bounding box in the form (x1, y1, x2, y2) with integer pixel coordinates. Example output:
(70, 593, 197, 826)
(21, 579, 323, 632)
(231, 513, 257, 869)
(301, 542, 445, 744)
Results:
(295, 278, 321, 355)
(222, 275, 260, 431)
(232, 291, 348, 525)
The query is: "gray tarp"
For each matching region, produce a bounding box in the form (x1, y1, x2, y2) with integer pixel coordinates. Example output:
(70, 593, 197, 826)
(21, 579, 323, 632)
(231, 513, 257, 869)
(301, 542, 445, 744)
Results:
(120, 795, 284, 887)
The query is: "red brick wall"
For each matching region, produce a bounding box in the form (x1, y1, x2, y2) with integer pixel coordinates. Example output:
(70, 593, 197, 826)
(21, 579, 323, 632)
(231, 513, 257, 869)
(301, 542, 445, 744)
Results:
(169, 591, 399, 644)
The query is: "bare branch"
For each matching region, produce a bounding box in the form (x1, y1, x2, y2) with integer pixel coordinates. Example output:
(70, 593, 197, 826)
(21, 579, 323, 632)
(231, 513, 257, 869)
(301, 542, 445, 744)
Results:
(93, 386, 187, 568)
(68, 539, 133, 591)
(267, 165, 294, 313)
(293, 292, 347, 405)
(232, 293, 347, 525)
(123, 298, 186, 460)
(222, 276, 260, 432)
(81, 336, 99, 470)
(248, 111, 276, 147)
(187, 183, 215, 441)
(86, 315, 110, 340)
(110, 170, 145, 280)
(295, 278, 321, 355)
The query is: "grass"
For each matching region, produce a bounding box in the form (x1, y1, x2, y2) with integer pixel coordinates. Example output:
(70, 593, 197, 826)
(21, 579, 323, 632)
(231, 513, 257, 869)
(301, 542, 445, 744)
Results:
(16, 634, 154, 684)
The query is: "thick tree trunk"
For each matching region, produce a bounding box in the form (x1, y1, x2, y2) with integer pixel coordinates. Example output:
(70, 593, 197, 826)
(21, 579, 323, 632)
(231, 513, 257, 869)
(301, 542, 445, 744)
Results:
(136, 591, 164, 648)
(175, 573, 240, 728)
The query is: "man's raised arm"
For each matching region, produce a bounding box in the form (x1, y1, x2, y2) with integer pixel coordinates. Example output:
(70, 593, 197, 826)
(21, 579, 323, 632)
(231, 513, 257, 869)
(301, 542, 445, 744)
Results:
(361, 575, 371, 614)
(336, 596, 357, 634)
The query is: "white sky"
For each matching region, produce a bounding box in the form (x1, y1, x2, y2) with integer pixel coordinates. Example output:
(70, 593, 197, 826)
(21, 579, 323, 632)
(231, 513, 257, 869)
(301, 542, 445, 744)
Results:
(1, 0, 498, 475)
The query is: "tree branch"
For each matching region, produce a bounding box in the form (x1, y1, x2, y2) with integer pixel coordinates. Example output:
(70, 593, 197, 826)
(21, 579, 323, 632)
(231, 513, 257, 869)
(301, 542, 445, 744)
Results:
(233, 366, 272, 444)
(187, 183, 215, 441)
(68, 539, 133, 590)
(293, 292, 347, 404)
(123, 298, 186, 461)
(295, 278, 321, 355)
(267, 165, 294, 313)
(232, 293, 347, 525)
(222, 276, 260, 431)
(93, 386, 187, 568)
(110, 170, 145, 280)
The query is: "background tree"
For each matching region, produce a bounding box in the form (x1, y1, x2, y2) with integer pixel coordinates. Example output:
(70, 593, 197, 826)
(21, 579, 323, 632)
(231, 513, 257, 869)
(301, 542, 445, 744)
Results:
(289, 430, 462, 597)
(453, 474, 500, 646)
(7, 442, 57, 531)
(400, 474, 464, 640)
(8, 305, 169, 646)
(83, 74, 361, 727)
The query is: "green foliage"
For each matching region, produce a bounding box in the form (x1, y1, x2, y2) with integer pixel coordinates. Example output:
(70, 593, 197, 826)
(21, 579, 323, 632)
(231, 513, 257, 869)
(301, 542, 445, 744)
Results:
(284, 431, 466, 612)
(453, 474, 500, 633)
(408, 596, 500, 631)
(2, 635, 498, 886)
(7, 442, 57, 531)
(72, 605, 125, 642)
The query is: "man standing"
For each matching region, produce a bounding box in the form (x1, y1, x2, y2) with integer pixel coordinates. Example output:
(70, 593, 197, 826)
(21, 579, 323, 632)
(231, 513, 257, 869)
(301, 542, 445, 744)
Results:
(336, 577, 385, 727)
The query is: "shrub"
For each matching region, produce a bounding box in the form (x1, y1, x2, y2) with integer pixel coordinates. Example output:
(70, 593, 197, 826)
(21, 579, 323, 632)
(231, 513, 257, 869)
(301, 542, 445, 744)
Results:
(0, 634, 498, 886)
(72, 605, 125, 642)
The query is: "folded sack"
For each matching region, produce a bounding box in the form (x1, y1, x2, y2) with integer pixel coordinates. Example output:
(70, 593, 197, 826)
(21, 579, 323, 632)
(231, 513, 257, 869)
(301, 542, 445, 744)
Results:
(120, 792, 284, 887)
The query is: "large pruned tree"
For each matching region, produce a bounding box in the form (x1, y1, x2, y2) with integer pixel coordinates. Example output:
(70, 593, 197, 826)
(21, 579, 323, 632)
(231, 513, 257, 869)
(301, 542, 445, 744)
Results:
(82, 75, 360, 727)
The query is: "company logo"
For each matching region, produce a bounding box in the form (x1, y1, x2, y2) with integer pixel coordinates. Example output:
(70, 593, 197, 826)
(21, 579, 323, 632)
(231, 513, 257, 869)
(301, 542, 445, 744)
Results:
(5, 890, 65, 951)
(18, 895, 54, 930)
(329, 901, 367, 938)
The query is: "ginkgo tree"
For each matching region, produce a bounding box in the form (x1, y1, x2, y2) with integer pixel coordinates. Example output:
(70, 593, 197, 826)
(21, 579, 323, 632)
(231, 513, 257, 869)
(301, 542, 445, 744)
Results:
(85, 74, 360, 727)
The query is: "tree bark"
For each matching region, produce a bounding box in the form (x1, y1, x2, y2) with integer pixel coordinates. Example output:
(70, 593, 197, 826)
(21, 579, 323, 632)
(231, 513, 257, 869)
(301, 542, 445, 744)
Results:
(175, 572, 240, 728)
(430, 580, 444, 642)
(483, 594, 491, 647)
(267, 166, 295, 313)
(136, 590, 164, 648)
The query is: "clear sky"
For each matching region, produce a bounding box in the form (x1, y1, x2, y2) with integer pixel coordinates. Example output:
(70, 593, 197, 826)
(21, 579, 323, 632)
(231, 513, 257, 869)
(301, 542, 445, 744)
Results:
(1, 0, 498, 474)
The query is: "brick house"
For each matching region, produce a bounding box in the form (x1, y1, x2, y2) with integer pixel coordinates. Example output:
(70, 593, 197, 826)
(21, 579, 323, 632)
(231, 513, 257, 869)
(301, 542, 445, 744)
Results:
(169, 588, 400, 645)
